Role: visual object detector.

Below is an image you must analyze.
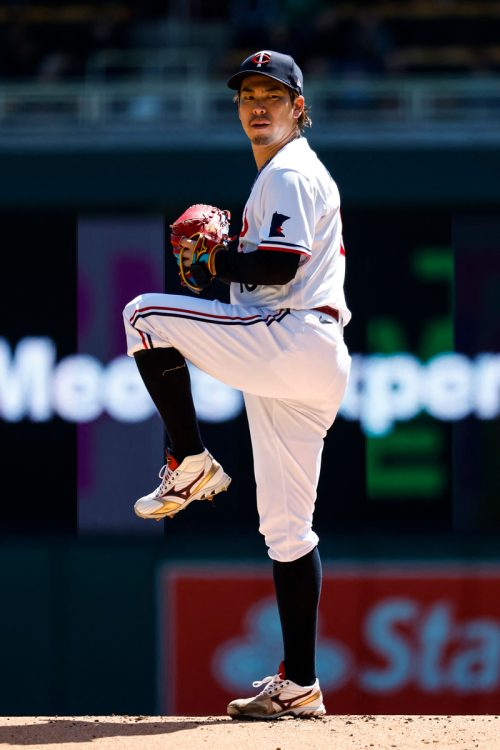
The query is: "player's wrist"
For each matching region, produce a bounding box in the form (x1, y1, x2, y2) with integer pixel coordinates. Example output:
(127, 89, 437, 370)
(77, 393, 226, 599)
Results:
(189, 261, 213, 289)
(198, 245, 226, 277)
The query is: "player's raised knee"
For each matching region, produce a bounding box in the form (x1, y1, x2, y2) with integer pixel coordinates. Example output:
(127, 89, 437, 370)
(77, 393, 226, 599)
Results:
(123, 294, 141, 321)
(122, 292, 158, 323)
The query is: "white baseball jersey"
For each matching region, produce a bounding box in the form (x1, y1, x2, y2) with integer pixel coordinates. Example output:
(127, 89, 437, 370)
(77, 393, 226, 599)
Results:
(231, 136, 351, 325)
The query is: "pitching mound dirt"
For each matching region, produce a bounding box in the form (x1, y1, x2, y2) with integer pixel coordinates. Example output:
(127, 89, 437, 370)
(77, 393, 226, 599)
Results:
(0, 715, 498, 749)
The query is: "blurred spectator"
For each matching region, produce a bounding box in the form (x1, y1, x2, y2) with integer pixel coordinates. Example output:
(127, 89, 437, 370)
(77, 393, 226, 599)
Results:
(228, 0, 280, 49)
(345, 9, 394, 74)
(36, 51, 76, 82)
(300, 6, 393, 78)
(0, 21, 41, 79)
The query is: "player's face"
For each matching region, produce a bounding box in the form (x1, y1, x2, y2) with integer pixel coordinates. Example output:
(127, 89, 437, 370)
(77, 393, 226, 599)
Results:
(238, 75, 304, 148)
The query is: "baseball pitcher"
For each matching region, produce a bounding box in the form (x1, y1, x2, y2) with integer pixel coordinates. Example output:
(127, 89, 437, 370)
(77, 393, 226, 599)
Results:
(123, 50, 351, 719)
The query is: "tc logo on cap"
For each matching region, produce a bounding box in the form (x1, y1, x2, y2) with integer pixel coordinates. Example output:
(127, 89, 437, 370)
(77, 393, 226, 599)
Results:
(251, 51, 271, 68)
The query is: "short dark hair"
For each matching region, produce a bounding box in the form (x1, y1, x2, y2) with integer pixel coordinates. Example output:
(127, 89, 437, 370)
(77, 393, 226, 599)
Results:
(233, 87, 312, 132)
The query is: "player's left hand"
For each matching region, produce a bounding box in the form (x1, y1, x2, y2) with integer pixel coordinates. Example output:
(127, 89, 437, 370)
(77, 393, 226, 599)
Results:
(170, 204, 232, 293)
(172, 237, 212, 292)
(174, 236, 197, 270)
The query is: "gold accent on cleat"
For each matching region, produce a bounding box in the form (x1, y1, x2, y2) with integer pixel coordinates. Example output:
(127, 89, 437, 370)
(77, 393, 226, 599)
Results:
(191, 460, 220, 496)
(291, 690, 322, 708)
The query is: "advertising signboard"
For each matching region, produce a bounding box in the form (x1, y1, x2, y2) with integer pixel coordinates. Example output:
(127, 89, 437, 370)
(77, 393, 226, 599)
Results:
(160, 563, 500, 715)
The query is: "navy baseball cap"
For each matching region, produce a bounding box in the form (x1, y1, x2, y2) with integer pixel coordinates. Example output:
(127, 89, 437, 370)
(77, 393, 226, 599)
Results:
(227, 50, 303, 95)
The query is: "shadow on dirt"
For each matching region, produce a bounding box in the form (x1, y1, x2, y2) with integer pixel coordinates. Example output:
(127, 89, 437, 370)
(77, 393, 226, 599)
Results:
(0, 717, 232, 745)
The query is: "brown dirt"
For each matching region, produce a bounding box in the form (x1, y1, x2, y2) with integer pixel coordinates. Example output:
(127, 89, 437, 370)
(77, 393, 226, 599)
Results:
(0, 715, 498, 750)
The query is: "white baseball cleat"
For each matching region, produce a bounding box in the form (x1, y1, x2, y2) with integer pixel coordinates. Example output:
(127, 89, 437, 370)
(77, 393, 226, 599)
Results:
(227, 668, 326, 720)
(134, 448, 231, 521)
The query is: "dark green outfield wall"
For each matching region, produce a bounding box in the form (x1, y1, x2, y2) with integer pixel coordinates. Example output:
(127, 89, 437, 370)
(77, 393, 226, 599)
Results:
(1, 143, 500, 209)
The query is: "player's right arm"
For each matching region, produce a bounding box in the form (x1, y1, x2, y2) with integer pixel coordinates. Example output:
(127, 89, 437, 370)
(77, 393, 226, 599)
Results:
(214, 248, 300, 285)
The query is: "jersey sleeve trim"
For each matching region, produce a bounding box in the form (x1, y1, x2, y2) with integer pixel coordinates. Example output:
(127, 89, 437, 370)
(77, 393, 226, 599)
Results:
(258, 239, 312, 258)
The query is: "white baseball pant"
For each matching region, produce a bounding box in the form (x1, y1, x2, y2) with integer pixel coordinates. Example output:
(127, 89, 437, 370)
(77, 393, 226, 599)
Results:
(123, 293, 351, 562)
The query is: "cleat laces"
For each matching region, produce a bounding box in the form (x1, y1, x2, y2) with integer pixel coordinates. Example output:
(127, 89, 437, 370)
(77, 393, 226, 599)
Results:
(154, 464, 175, 498)
(252, 674, 286, 695)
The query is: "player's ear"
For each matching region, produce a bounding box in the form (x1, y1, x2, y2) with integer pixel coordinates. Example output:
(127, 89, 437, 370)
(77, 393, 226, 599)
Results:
(234, 92, 242, 121)
(292, 95, 305, 120)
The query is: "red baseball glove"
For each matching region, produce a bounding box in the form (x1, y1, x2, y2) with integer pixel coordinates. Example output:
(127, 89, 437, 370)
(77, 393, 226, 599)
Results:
(170, 204, 231, 293)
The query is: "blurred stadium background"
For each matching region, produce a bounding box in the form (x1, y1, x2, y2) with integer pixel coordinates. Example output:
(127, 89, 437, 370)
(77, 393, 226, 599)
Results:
(0, 0, 499, 717)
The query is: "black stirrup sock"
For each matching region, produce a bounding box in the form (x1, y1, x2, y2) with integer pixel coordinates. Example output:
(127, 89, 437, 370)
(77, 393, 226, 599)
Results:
(133, 348, 204, 462)
(272, 546, 322, 687)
